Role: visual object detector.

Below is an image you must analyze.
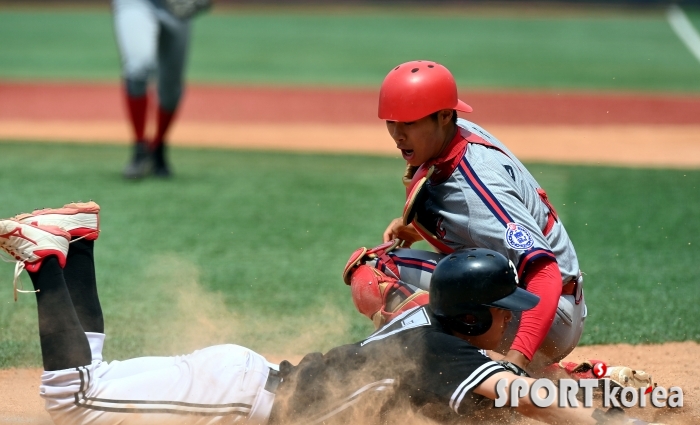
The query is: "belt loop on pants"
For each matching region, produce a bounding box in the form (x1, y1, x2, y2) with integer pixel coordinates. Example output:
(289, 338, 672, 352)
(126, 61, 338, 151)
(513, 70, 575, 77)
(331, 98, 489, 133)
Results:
(265, 367, 282, 393)
(561, 272, 583, 305)
(248, 367, 282, 424)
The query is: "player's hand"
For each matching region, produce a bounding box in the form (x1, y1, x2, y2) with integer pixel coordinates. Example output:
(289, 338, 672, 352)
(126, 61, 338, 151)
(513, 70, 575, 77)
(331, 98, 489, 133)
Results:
(383, 218, 422, 247)
(502, 349, 530, 371)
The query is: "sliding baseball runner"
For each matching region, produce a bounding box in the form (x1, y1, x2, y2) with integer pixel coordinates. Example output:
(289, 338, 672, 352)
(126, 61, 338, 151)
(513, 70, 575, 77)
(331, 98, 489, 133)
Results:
(0, 203, 655, 425)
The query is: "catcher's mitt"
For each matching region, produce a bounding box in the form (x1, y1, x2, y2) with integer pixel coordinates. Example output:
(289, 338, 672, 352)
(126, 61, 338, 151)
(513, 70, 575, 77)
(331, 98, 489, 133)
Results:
(164, 0, 211, 20)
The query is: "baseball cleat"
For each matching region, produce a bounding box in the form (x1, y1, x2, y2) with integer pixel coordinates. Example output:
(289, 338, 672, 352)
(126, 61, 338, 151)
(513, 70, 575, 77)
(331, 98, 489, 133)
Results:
(0, 220, 71, 301)
(123, 142, 151, 179)
(151, 143, 172, 179)
(15, 201, 100, 241)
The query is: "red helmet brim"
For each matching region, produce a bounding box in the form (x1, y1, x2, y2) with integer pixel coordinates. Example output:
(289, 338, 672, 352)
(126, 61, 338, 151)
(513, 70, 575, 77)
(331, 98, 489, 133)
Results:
(455, 99, 473, 114)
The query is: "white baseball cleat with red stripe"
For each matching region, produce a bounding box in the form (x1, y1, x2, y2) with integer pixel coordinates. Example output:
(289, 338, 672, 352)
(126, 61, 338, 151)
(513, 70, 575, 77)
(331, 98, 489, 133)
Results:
(15, 201, 100, 241)
(0, 220, 71, 301)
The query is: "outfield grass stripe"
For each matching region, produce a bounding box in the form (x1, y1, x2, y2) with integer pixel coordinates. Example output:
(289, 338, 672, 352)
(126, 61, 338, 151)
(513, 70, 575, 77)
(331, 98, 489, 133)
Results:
(0, 143, 697, 368)
(2, 8, 700, 91)
(667, 4, 700, 64)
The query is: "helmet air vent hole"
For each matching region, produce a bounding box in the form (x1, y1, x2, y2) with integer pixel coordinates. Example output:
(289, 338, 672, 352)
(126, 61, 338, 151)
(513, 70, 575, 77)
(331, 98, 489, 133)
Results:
(411, 68, 419, 73)
(394, 66, 400, 70)
(467, 255, 476, 259)
(428, 65, 434, 68)
(486, 254, 495, 258)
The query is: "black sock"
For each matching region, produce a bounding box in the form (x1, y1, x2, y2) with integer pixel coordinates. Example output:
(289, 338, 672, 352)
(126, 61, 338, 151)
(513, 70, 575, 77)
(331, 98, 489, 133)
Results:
(63, 239, 104, 333)
(28, 256, 92, 371)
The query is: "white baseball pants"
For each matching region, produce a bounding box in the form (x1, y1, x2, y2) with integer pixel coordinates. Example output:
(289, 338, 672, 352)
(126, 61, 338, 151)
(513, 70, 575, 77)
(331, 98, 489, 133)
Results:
(40, 333, 276, 425)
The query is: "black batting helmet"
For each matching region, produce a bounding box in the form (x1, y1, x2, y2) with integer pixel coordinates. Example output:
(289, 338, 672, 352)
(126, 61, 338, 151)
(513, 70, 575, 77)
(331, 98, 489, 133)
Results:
(429, 248, 539, 336)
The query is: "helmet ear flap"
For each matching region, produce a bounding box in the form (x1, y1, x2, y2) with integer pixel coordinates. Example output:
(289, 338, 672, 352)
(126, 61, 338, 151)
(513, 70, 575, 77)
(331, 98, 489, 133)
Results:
(439, 306, 493, 336)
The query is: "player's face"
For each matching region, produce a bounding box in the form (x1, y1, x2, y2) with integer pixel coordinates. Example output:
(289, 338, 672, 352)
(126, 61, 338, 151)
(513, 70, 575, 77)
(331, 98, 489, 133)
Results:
(484, 308, 513, 347)
(469, 308, 513, 350)
(386, 111, 454, 167)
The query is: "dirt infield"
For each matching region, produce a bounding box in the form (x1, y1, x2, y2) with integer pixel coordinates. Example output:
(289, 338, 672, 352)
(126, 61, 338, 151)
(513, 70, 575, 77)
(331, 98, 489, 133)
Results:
(0, 82, 698, 423)
(2, 342, 697, 424)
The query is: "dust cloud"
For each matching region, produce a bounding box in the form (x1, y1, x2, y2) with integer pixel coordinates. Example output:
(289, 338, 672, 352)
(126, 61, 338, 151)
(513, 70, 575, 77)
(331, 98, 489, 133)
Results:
(135, 253, 352, 363)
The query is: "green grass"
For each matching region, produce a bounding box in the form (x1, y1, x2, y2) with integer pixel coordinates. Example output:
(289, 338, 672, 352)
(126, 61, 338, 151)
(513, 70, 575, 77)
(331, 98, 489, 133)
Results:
(686, 7, 700, 28)
(0, 142, 697, 368)
(0, 142, 404, 367)
(1, 7, 699, 91)
(554, 166, 700, 345)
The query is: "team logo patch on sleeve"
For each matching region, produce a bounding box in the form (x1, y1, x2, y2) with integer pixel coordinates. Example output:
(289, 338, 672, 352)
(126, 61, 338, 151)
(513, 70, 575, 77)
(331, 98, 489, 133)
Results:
(504, 223, 534, 250)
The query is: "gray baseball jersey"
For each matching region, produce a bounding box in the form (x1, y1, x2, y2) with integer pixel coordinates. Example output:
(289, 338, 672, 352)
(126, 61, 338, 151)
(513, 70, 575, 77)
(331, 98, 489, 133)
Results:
(359, 245, 586, 367)
(364, 247, 445, 291)
(406, 119, 580, 283)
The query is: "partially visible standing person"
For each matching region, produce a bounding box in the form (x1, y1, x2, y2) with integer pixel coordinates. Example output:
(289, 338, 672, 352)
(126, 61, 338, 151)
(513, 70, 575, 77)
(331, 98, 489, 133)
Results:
(112, 0, 210, 179)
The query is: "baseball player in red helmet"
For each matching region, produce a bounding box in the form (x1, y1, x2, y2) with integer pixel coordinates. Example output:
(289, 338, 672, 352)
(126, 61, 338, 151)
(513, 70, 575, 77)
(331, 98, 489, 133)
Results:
(0, 207, 652, 424)
(371, 60, 585, 375)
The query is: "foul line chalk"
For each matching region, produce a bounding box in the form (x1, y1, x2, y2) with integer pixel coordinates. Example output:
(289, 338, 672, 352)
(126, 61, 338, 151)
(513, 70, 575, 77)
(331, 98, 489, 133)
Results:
(667, 4, 700, 64)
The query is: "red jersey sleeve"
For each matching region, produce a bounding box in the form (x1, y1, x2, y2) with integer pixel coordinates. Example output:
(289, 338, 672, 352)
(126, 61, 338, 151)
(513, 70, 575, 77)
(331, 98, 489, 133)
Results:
(510, 257, 562, 360)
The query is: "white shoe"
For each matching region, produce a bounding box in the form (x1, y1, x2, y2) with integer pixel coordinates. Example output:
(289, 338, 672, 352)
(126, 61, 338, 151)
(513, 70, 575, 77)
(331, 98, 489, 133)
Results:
(15, 201, 100, 241)
(0, 220, 70, 301)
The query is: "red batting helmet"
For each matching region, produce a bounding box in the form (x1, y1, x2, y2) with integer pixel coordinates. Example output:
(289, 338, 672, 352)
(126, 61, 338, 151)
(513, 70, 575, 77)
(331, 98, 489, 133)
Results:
(378, 60, 472, 122)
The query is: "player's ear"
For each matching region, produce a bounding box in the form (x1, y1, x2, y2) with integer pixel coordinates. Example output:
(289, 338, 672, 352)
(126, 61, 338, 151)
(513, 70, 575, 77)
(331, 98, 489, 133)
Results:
(438, 109, 454, 126)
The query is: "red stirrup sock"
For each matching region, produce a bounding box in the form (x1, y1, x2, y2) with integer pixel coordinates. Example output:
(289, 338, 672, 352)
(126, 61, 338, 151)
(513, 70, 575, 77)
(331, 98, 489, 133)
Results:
(125, 92, 148, 142)
(152, 106, 176, 149)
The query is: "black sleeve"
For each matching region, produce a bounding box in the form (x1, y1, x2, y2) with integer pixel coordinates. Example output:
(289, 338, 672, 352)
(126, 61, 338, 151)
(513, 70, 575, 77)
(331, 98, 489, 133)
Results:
(271, 345, 372, 424)
(411, 331, 505, 415)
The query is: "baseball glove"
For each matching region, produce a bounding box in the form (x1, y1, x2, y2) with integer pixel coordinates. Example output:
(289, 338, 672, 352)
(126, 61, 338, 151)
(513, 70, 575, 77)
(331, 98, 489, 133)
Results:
(559, 360, 655, 389)
(608, 366, 654, 390)
(164, 0, 211, 20)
